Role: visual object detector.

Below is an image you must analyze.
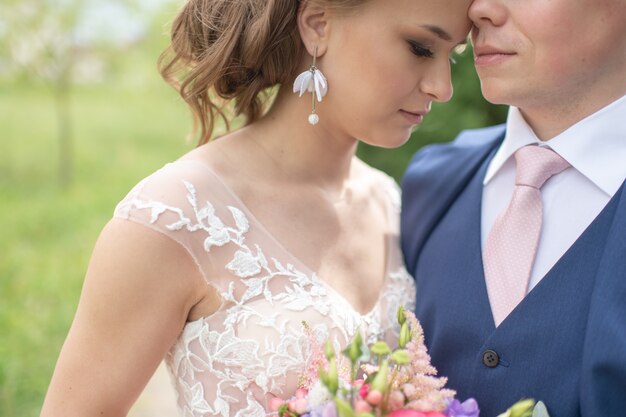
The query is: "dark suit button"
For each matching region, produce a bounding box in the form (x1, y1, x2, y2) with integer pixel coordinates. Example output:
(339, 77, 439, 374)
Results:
(482, 350, 499, 368)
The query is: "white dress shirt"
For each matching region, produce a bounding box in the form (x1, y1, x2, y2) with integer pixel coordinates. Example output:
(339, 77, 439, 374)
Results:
(482, 94, 626, 292)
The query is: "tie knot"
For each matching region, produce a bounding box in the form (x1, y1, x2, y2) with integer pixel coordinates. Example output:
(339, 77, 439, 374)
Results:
(514, 146, 570, 189)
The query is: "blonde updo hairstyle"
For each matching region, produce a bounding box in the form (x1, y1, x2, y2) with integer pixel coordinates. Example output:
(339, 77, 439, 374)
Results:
(159, 0, 365, 145)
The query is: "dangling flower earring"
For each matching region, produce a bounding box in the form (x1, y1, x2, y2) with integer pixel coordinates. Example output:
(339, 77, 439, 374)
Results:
(292, 46, 327, 125)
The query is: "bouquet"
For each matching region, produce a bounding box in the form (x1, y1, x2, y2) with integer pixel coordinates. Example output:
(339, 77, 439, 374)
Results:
(269, 307, 550, 417)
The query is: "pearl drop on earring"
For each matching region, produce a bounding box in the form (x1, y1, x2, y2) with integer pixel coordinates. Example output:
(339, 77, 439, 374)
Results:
(292, 46, 327, 126)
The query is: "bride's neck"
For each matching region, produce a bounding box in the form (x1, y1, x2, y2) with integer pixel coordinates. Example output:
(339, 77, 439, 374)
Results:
(243, 87, 359, 192)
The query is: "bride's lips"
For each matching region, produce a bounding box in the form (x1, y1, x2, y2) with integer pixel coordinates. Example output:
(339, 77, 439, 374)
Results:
(399, 109, 428, 125)
(473, 44, 516, 66)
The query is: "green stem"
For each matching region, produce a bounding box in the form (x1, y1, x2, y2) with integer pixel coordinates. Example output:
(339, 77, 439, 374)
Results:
(350, 363, 355, 408)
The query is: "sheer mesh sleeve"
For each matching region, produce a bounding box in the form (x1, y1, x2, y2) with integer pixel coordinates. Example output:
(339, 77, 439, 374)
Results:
(113, 162, 227, 291)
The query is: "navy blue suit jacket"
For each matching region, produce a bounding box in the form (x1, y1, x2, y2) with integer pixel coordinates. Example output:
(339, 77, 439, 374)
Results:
(401, 125, 626, 417)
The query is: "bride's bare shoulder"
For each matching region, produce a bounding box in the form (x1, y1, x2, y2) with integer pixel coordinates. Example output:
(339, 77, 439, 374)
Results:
(177, 129, 255, 179)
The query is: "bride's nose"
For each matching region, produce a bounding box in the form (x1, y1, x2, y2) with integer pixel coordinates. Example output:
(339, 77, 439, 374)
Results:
(419, 61, 453, 103)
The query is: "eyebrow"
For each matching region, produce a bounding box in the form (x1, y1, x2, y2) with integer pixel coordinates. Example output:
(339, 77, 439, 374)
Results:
(420, 24, 452, 41)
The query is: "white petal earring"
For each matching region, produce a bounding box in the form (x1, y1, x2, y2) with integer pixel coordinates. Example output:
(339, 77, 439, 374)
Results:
(292, 46, 327, 125)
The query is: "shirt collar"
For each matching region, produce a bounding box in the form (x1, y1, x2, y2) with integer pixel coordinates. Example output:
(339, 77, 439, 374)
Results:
(484, 94, 626, 197)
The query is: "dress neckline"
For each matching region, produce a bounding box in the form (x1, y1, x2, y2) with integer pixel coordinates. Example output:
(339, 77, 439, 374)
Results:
(171, 159, 394, 318)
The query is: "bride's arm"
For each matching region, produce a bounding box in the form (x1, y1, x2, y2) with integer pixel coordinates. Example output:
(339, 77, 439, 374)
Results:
(40, 219, 209, 417)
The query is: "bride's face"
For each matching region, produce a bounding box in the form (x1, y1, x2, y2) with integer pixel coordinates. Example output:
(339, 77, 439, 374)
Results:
(316, 0, 472, 148)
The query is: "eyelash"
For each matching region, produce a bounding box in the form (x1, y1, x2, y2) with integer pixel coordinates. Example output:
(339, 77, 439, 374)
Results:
(408, 41, 434, 58)
(408, 41, 458, 65)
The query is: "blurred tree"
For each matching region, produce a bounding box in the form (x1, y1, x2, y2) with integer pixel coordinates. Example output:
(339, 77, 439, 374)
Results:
(1, 0, 85, 187)
(0, 0, 170, 187)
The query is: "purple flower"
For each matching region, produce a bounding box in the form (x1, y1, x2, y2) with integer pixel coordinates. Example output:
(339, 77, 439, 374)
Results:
(446, 398, 480, 417)
(309, 402, 337, 417)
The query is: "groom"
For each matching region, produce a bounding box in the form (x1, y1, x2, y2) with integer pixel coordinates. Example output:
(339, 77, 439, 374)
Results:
(401, 1, 626, 416)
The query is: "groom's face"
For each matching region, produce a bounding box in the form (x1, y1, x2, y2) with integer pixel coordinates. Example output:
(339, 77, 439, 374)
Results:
(469, 0, 626, 111)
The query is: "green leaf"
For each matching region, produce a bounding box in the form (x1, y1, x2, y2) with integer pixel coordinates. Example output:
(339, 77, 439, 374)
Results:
(327, 358, 339, 395)
(343, 333, 364, 364)
(397, 305, 406, 325)
(278, 403, 289, 415)
(370, 341, 391, 356)
(370, 359, 389, 393)
(335, 398, 355, 417)
(356, 413, 376, 417)
(319, 368, 330, 388)
(390, 349, 410, 365)
(325, 340, 335, 361)
(399, 322, 411, 348)
(354, 330, 363, 347)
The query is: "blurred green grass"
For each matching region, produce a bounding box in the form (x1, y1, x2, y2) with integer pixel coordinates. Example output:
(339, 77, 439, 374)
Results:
(0, 75, 191, 416)
(0, 39, 505, 416)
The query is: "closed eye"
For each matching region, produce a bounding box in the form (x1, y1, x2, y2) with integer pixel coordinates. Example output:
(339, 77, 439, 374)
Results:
(409, 40, 459, 65)
(408, 40, 434, 58)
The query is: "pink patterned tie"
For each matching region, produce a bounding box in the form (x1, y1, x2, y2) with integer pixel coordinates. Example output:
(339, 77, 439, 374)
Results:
(484, 145, 570, 326)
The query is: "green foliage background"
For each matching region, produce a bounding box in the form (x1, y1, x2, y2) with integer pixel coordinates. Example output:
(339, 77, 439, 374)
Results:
(0, 5, 506, 416)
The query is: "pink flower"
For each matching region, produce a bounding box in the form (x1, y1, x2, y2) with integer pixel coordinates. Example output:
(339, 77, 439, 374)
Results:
(295, 388, 308, 399)
(359, 383, 370, 399)
(366, 389, 383, 406)
(288, 400, 297, 412)
(268, 397, 284, 412)
(354, 399, 372, 413)
(388, 390, 406, 410)
(388, 410, 427, 417)
(388, 411, 446, 417)
(291, 398, 308, 414)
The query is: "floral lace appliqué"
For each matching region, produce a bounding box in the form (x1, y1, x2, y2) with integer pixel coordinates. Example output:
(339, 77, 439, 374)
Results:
(123, 178, 416, 417)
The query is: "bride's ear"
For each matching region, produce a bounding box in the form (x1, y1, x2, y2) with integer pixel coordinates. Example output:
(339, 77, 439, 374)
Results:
(297, 1, 331, 57)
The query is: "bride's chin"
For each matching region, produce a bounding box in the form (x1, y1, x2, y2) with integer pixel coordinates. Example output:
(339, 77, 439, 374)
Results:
(362, 132, 413, 150)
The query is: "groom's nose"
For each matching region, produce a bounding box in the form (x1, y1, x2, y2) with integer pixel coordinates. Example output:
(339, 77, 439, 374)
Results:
(469, 0, 508, 28)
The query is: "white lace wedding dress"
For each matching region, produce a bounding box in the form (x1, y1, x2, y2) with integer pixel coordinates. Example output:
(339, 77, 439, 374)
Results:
(114, 159, 416, 417)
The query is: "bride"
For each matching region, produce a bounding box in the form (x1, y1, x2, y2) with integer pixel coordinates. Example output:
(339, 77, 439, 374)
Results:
(40, 0, 471, 416)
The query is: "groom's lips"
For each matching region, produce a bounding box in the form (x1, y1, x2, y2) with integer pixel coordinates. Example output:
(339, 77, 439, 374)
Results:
(473, 44, 516, 66)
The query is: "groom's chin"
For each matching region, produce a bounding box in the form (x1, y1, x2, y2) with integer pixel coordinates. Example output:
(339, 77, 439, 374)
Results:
(478, 78, 524, 108)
